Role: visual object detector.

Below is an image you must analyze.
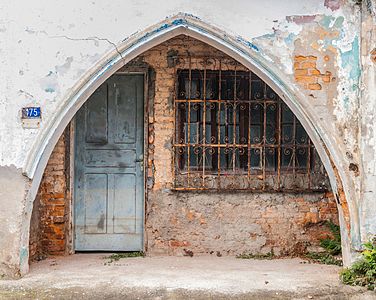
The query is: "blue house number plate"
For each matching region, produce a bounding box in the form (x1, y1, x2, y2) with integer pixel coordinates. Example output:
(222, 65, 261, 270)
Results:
(22, 107, 41, 119)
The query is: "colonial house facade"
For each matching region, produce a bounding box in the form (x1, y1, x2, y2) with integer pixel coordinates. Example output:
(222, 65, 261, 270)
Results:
(0, 0, 375, 278)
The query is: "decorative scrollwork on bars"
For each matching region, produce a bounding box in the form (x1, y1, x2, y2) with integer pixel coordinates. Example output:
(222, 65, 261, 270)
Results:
(238, 147, 246, 155)
(207, 147, 215, 155)
(173, 55, 330, 191)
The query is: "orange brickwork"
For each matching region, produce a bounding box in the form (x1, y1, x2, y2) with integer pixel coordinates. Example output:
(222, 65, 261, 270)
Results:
(29, 130, 70, 260)
(30, 37, 339, 259)
(294, 55, 332, 90)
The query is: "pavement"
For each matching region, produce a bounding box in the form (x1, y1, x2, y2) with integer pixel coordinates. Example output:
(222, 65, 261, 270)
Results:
(0, 254, 375, 299)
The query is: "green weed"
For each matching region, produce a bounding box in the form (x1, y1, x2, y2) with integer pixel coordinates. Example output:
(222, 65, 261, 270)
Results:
(306, 221, 343, 266)
(236, 250, 274, 260)
(104, 252, 144, 265)
(319, 221, 342, 255)
(306, 252, 342, 266)
(340, 240, 376, 291)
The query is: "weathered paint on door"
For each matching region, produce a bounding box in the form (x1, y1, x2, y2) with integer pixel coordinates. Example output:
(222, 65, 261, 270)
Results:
(74, 74, 144, 251)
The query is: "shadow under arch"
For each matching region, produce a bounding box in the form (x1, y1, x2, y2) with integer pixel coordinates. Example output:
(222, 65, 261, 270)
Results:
(21, 13, 359, 274)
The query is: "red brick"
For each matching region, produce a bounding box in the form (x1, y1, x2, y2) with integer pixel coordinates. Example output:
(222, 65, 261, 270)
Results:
(295, 75, 317, 84)
(308, 83, 322, 90)
(32, 131, 69, 258)
(294, 69, 308, 76)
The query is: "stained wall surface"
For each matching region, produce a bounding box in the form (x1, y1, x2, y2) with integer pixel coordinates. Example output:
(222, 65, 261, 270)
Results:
(29, 130, 71, 261)
(0, 0, 375, 277)
(137, 37, 339, 256)
(31, 36, 339, 258)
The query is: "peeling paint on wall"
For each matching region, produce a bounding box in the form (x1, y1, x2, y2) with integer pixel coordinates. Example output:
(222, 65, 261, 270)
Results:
(0, 0, 374, 277)
(340, 36, 360, 87)
(324, 0, 341, 12)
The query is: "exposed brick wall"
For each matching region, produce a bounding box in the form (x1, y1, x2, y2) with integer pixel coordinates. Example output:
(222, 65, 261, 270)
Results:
(146, 191, 338, 256)
(294, 55, 332, 90)
(29, 128, 70, 260)
(137, 36, 339, 256)
(30, 36, 339, 259)
(29, 195, 42, 260)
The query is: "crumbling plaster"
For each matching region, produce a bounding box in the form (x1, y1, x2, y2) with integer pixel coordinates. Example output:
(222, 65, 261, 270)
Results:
(0, 1, 359, 171)
(0, 166, 31, 278)
(252, 3, 361, 190)
(0, 0, 372, 277)
(360, 0, 376, 241)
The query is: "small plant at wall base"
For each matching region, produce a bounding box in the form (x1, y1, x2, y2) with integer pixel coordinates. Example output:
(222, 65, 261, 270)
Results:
(306, 221, 343, 266)
(320, 221, 342, 255)
(104, 252, 145, 265)
(306, 252, 342, 266)
(340, 239, 376, 291)
(236, 250, 274, 260)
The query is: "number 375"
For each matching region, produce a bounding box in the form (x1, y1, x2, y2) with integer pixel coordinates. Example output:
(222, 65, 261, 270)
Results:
(23, 107, 41, 118)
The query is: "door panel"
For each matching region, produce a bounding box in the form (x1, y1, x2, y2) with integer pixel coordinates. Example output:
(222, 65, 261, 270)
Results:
(84, 173, 107, 234)
(113, 82, 137, 144)
(113, 174, 136, 234)
(85, 149, 136, 168)
(74, 74, 144, 251)
(85, 85, 108, 143)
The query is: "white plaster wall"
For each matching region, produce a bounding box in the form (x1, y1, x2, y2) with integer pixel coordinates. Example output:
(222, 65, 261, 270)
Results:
(0, 0, 356, 169)
(0, 0, 373, 276)
(360, 0, 376, 241)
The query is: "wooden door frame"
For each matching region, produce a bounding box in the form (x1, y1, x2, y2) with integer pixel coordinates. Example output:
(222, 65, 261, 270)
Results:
(68, 70, 149, 253)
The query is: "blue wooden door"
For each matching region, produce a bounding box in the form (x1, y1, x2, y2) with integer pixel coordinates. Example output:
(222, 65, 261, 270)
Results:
(74, 74, 144, 251)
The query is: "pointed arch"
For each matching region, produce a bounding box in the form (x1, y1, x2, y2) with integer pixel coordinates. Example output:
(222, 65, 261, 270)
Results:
(22, 13, 359, 271)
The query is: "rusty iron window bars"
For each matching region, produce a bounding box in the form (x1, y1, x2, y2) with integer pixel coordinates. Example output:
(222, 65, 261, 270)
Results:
(172, 56, 329, 192)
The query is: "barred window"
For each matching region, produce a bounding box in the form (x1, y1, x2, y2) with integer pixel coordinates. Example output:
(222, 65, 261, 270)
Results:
(173, 56, 329, 191)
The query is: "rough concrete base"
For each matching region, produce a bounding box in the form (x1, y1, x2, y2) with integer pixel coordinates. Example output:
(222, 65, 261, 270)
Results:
(147, 190, 338, 257)
(0, 166, 31, 278)
(0, 255, 374, 299)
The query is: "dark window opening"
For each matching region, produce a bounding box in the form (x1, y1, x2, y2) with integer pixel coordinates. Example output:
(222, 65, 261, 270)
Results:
(173, 56, 329, 191)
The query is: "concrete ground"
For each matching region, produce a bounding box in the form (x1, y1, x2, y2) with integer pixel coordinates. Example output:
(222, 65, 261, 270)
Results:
(0, 254, 375, 299)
